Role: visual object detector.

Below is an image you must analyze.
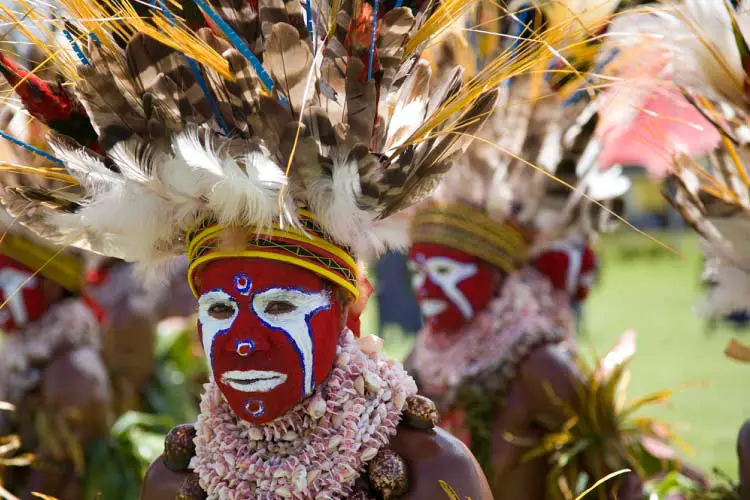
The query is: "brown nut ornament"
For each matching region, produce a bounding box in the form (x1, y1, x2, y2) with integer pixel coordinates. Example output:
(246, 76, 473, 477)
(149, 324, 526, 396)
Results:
(368, 448, 409, 499)
(164, 424, 197, 472)
(402, 395, 439, 429)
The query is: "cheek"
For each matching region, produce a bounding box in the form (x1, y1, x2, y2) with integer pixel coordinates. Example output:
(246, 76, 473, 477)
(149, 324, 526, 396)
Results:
(457, 267, 493, 308)
(308, 305, 341, 385)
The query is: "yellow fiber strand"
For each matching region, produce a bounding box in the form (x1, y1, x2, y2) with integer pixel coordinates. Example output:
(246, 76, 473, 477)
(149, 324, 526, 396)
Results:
(0, 162, 78, 185)
(451, 131, 681, 256)
(406, 0, 479, 56)
(574, 470, 631, 500)
(722, 136, 750, 187)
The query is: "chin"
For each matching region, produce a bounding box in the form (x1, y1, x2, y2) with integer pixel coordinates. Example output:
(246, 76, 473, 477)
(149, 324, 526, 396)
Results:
(428, 316, 469, 333)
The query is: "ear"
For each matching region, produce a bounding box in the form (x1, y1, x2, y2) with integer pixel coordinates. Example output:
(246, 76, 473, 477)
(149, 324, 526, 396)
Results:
(344, 264, 373, 337)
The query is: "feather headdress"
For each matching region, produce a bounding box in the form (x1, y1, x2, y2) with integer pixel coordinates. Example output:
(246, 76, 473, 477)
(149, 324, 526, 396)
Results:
(609, 1, 750, 317)
(0, 98, 85, 292)
(410, 0, 633, 272)
(0, 0, 515, 297)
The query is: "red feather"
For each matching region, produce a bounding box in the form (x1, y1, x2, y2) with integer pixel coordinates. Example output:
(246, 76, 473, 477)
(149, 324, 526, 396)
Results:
(0, 53, 102, 153)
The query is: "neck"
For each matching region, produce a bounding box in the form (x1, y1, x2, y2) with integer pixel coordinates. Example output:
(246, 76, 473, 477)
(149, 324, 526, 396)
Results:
(411, 267, 574, 406)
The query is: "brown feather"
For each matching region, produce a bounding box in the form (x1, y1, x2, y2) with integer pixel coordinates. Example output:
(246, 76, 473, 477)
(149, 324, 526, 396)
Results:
(265, 23, 315, 114)
(344, 58, 377, 147)
(76, 40, 147, 150)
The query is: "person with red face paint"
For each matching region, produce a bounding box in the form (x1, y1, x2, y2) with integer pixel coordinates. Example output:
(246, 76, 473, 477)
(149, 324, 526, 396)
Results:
(0, 212, 113, 500)
(0, 75, 196, 496)
(533, 237, 599, 333)
(0, 0, 506, 497)
(403, 4, 644, 496)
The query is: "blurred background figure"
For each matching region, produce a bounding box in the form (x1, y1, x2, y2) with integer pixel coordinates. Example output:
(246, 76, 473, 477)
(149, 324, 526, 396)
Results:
(375, 251, 422, 337)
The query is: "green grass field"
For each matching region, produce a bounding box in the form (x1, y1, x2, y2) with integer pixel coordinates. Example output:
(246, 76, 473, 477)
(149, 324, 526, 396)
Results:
(584, 231, 750, 479)
(370, 230, 750, 479)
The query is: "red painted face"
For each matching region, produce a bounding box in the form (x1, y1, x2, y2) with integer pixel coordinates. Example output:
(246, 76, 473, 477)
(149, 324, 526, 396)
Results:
(0, 255, 48, 333)
(534, 243, 598, 302)
(195, 258, 342, 424)
(407, 243, 493, 333)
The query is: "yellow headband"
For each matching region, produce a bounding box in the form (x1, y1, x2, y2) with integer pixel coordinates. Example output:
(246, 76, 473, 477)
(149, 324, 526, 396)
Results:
(0, 233, 83, 292)
(411, 204, 531, 274)
(186, 212, 359, 300)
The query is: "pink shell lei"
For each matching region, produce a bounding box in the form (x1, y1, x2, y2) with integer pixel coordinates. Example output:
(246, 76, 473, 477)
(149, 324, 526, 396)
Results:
(410, 267, 574, 406)
(191, 329, 418, 500)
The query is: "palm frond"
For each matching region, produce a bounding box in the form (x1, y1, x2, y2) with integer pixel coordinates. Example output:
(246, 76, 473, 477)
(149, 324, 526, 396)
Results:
(524, 332, 692, 500)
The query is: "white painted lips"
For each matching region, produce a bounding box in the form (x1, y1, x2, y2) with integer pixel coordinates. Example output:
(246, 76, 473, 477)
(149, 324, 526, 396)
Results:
(221, 370, 288, 392)
(420, 299, 447, 317)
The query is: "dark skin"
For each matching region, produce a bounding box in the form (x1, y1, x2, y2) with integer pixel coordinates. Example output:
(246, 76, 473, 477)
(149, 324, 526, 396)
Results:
(140, 277, 492, 500)
(451, 344, 641, 500)
(12, 347, 112, 500)
(407, 260, 641, 499)
(2, 278, 112, 500)
(140, 424, 493, 500)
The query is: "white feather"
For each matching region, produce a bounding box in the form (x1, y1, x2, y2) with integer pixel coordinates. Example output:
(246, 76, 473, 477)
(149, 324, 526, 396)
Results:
(172, 129, 286, 229)
(307, 153, 388, 258)
(385, 61, 431, 153)
(615, 1, 747, 107)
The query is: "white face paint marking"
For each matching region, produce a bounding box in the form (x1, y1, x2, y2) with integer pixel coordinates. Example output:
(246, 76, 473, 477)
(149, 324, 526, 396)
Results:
(549, 242, 584, 295)
(197, 289, 239, 370)
(252, 288, 331, 396)
(0, 268, 38, 327)
(420, 256, 478, 320)
(407, 260, 427, 291)
(419, 298, 447, 317)
(221, 370, 288, 392)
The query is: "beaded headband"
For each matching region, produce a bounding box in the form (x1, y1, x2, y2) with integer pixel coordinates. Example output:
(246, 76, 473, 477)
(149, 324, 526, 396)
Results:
(186, 210, 359, 301)
(411, 204, 531, 274)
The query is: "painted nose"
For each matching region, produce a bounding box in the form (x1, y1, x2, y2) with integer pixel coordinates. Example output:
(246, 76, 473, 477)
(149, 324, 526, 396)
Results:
(420, 275, 443, 299)
(227, 334, 271, 354)
(224, 312, 272, 355)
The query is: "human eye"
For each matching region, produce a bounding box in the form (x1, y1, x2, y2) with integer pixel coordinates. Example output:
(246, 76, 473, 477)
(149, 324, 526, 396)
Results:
(434, 264, 452, 275)
(264, 300, 297, 315)
(208, 301, 236, 320)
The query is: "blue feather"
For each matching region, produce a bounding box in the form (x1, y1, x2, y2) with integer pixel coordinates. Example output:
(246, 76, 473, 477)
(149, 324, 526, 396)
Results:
(305, 0, 314, 45)
(508, 7, 531, 54)
(89, 33, 102, 47)
(191, 0, 275, 91)
(186, 57, 232, 135)
(368, 0, 379, 81)
(0, 130, 65, 167)
(62, 29, 90, 67)
(562, 47, 620, 108)
(504, 6, 532, 86)
(152, 0, 231, 135)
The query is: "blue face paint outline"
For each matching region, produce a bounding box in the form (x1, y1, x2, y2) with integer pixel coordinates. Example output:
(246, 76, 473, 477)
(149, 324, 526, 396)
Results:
(197, 287, 239, 368)
(250, 285, 332, 399)
(234, 272, 252, 296)
(245, 398, 265, 418)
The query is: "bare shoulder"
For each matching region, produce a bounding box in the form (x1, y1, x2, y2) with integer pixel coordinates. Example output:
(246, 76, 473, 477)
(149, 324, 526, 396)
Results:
(390, 424, 493, 500)
(140, 455, 202, 500)
(516, 343, 582, 417)
(520, 343, 578, 379)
